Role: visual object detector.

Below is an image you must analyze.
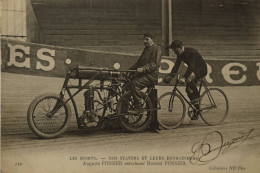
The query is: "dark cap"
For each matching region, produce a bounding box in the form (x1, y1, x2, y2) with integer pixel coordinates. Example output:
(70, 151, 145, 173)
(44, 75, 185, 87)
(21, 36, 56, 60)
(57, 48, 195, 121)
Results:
(169, 40, 183, 49)
(144, 33, 155, 39)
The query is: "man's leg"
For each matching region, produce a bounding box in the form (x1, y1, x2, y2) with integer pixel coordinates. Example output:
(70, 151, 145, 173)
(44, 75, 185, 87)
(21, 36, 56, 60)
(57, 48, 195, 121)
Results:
(132, 76, 160, 132)
(148, 87, 160, 132)
(185, 85, 195, 101)
(186, 74, 200, 120)
(128, 76, 153, 113)
(185, 73, 199, 101)
(186, 82, 200, 120)
(186, 79, 200, 101)
(191, 67, 207, 101)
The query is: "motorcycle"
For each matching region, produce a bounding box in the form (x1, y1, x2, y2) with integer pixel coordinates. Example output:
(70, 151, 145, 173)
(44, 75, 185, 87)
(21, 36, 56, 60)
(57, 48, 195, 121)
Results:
(27, 65, 156, 138)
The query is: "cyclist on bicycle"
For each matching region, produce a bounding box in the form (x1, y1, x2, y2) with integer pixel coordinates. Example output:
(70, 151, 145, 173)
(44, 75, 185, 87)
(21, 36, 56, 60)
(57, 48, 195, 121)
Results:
(128, 33, 162, 131)
(164, 40, 207, 120)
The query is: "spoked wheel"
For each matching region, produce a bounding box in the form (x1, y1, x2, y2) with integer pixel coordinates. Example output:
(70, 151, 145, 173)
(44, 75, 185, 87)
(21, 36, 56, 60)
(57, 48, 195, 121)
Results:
(116, 91, 153, 132)
(199, 88, 229, 125)
(157, 92, 186, 129)
(27, 93, 71, 138)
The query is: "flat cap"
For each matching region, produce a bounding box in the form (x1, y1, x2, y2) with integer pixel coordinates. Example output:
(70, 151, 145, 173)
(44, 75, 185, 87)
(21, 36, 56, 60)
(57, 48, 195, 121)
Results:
(169, 40, 183, 49)
(144, 33, 155, 39)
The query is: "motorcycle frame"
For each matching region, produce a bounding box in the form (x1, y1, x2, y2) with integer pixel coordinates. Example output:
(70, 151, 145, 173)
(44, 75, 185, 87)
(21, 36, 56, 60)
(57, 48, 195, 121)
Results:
(54, 67, 135, 128)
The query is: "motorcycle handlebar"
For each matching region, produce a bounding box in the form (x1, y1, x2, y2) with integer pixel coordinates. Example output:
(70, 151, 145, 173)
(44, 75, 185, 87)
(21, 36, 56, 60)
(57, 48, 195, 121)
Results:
(72, 66, 137, 73)
(68, 65, 137, 80)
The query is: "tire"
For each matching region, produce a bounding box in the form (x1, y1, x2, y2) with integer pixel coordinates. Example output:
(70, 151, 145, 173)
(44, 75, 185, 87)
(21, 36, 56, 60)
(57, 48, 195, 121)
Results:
(199, 88, 229, 126)
(116, 91, 153, 132)
(27, 93, 71, 138)
(157, 92, 186, 129)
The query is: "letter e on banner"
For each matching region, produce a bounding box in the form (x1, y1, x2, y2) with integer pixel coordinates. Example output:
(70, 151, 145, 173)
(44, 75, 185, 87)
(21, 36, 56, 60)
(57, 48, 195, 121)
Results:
(7, 44, 30, 68)
(36, 48, 55, 71)
(221, 63, 247, 84)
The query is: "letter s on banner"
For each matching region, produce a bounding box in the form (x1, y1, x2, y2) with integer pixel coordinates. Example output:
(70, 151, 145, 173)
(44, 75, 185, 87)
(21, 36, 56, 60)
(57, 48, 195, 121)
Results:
(36, 48, 55, 71)
(221, 63, 247, 84)
(7, 44, 30, 68)
(158, 59, 174, 83)
(159, 59, 174, 74)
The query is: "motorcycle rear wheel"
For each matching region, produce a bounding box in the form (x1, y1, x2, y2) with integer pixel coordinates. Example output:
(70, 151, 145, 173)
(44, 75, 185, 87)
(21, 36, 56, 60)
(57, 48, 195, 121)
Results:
(116, 91, 153, 132)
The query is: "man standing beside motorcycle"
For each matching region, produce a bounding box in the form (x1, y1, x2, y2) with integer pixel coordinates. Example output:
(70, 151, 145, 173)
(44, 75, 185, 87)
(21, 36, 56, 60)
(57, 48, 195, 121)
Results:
(128, 33, 162, 132)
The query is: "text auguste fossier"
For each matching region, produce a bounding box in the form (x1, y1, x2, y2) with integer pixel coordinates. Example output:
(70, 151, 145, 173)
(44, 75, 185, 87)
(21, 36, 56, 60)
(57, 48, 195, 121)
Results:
(69, 155, 198, 167)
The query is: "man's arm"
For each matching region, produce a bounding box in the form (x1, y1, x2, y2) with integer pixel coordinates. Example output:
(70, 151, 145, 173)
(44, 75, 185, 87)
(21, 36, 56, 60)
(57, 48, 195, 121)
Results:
(183, 54, 196, 79)
(129, 63, 139, 70)
(140, 46, 161, 73)
(183, 67, 192, 79)
(129, 59, 140, 70)
(129, 50, 145, 70)
(170, 56, 182, 77)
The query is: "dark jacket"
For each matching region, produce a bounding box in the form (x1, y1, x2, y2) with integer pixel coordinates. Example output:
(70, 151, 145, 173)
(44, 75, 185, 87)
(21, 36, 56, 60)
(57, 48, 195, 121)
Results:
(171, 47, 207, 79)
(130, 44, 162, 84)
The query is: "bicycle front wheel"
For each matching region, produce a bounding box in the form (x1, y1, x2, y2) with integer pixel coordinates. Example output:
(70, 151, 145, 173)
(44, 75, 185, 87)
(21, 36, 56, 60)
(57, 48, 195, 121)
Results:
(157, 92, 186, 129)
(200, 88, 229, 125)
(27, 93, 71, 138)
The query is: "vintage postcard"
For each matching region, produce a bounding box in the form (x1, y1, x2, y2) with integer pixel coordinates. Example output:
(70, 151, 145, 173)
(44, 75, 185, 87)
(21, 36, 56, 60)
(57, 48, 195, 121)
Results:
(1, 0, 260, 173)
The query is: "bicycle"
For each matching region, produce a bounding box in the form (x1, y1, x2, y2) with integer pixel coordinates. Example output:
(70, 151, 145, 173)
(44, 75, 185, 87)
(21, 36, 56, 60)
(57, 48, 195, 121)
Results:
(157, 74, 229, 129)
(27, 66, 154, 138)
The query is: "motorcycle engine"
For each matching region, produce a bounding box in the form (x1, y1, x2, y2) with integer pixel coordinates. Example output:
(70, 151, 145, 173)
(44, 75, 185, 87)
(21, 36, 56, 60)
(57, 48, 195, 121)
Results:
(81, 110, 99, 127)
(80, 88, 100, 127)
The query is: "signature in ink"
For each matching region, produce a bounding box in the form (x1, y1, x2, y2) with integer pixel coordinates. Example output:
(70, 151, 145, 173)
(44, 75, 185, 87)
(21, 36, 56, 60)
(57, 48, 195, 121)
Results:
(189, 128, 254, 165)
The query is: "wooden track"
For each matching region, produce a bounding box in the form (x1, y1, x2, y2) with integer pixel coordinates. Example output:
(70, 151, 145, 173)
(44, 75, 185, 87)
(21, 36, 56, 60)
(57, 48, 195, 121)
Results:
(1, 72, 260, 173)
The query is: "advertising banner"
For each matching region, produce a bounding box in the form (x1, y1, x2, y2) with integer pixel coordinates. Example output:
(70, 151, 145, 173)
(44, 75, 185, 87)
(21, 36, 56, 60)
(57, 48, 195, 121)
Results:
(1, 38, 260, 86)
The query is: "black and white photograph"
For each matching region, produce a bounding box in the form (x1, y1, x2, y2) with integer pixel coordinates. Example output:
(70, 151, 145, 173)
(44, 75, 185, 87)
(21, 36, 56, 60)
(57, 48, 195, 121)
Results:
(1, 0, 260, 172)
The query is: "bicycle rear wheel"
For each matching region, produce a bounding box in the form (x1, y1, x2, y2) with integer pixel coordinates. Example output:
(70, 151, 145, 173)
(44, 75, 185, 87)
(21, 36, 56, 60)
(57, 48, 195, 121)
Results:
(200, 88, 229, 125)
(157, 92, 186, 129)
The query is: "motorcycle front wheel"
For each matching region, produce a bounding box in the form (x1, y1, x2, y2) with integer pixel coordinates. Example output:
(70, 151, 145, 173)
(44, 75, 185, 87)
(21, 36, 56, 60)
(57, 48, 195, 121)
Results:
(27, 93, 71, 138)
